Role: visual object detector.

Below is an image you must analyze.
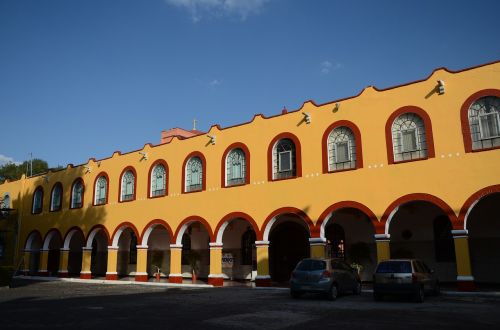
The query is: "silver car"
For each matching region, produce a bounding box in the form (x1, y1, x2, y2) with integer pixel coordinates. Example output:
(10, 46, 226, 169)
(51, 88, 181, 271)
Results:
(290, 258, 361, 300)
(373, 259, 440, 302)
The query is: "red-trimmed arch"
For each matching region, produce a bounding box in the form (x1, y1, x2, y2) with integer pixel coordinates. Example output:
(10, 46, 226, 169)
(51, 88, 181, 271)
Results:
(49, 182, 63, 212)
(62, 226, 86, 249)
(42, 228, 63, 250)
(70, 177, 85, 209)
(181, 151, 207, 193)
(31, 186, 44, 214)
(321, 120, 364, 173)
(385, 106, 435, 164)
(214, 212, 260, 244)
(118, 166, 137, 202)
(111, 221, 141, 247)
(381, 193, 459, 234)
(267, 132, 302, 181)
(460, 89, 500, 153)
(315, 201, 380, 237)
(85, 224, 111, 247)
(173, 215, 215, 244)
(221, 142, 251, 188)
(140, 219, 174, 245)
(260, 207, 314, 240)
(24, 230, 43, 250)
(459, 185, 500, 231)
(147, 159, 169, 198)
(92, 171, 110, 206)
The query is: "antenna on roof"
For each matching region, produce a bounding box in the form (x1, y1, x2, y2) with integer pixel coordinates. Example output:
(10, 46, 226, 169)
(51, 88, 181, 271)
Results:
(193, 118, 198, 131)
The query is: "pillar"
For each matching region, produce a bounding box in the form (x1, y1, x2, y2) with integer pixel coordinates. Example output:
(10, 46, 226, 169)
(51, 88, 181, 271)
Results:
(375, 234, 390, 263)
(255, 240, 271, 287)
(80, 247, 92, 279)
(168, 244, 183, 283)
(58, 248, 70, 278)
(309, 238, 327, 258)
(135, 245, 149, 282)
(208, 243, 224, 286)
(105, 246, 118, 280)
(453, 230, 475, 291)
(22, 250, 31, 275)
(38, 249, 49, 276)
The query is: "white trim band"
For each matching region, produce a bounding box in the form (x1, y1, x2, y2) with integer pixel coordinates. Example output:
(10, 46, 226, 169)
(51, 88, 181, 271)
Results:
(80, 271, 91, 274)
(209, 243, 223, 248)
(82, 247, 93, 252)
(452, 229, 468, 236)
(105, 272, 118, 275)
(374, 234, 390, 240)
(255, 275, 271, 280)
(255, 240, 270, 246)
(309, 237, 327, 244)
(107, 246, 119, 250)
(208, 274, 224, 278)
(135, 272, 148, 276)
(457, 275, 474, 281)
(170, 244, 183, 249)
(168, 273, 183, 277)
(136, 245, 149, 249)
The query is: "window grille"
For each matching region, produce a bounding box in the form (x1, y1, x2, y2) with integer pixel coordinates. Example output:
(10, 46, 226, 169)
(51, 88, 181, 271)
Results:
(151, 164, 167, 197)
(121, 171, 135, 201)
(32, 188, 43, 214)
(50, 184, 62, 211)
(226, 148, 246, 186)
(95, 176, 107, 205)
(272, 139, 296, 179)
(328, 127, 357, 171)
(391, 113, 427, 162)
(71, 181, 83, 208)
(186, 157, 203, 192)
(468, 96, 500, 150)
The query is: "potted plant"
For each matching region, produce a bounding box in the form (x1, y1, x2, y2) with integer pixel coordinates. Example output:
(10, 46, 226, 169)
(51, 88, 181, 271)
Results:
(187, 250, 200, 283)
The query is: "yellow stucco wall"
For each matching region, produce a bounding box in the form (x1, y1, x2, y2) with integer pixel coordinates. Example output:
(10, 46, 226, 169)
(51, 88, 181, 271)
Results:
(1, 61, 499, 254)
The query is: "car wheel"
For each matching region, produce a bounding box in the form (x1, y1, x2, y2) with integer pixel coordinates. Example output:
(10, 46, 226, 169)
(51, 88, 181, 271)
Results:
(414, 286, 425, 303)
(328, 284, 338, 301)
(373, 291, 383, 301)
(290, 290, 301, 299)
(433, 281, 440, 296)
(353, 281, 362, 295)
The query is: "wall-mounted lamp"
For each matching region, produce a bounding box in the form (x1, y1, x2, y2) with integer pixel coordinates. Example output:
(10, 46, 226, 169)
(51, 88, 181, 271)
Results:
(96, 161, 101, 167)
(42, 175, 49, 183)
(83, 165, 92, 174)
(207, 134, 216, 145)
(139, 152, 148, 161)
(437, 80, 445, 95)
(302, 112, 311, 124)
(333, 102, 340, 112)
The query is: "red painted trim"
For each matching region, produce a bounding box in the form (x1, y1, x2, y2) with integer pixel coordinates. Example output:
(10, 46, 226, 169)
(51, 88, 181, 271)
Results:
(181, 151, 207, 194)
(385, 106, 435, 165)
(457, 281, 476, 292)
(267, 132, 302, 181)
(380, 193, 458, 234)
(62, 226, 85, 247)
(38, 271, 49, 277)
(208, 277, 224, 286)
(169, 275, 183, 283)
(214, 212, 260, 241)
(23, 230, 43, 250)
(58, 272, 69, 278)
(92, 172, 110, 206)
(316, 201, 379, 236)
(173, 216, 215, 243)
(31, 186, 44, 214)
(220, 142, 251, 188)
(106, 274, 118, 281)
(80, 273, 92, 279)
(140, 219, 174, 245)
(460, 89, 500, 153)
(49, 182, 63, 212)
(69, 178, 85, 209)
(135, 274, 148, 282)
(321, 120, 364, 173)
(110, 221, 141, 245)
(147, 159, 169, 198)
(255, 277, 272, 287)
(85, 224, 111, 246)
(260, 207, 314, 240)
(42, 228, 63, 249)
(459, 185, 500, 231)
(118, 166, 137, 203)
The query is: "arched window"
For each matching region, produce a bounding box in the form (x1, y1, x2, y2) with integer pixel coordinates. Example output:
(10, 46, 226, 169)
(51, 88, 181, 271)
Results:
(272, 138, 296, 180)
(70, 179, 84, 209)
(150, 164, 167, 197)
(1, 193, 11, 217)
(32, 187, 43, 214)
(327, 126, 356, 171)
(467, 96, 500, 150)
(391, 113, 428, 162)
(226, 148, 246, 186)
(433, 216, 455, 262)
(94, 176, 108, 205)
(241, 227, 256, 266)
(185, 157, 203, 192)
(50, 183, 62, 211)
(120, 170, 135, 201)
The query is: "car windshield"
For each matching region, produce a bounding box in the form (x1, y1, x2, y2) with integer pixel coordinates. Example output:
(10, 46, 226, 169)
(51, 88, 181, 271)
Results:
(376, 261, 412, 273)
(296, 259, 326, 271)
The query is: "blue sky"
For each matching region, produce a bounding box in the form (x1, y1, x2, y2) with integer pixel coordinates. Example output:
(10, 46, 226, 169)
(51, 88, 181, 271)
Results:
(1, 0, 499, 168)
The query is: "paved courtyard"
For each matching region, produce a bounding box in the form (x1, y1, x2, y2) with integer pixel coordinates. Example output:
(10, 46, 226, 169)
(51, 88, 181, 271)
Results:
(1, 279, 499, 329)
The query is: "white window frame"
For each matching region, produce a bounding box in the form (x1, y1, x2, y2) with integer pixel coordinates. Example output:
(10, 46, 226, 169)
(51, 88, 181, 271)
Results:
(50, 185, 61, 211)
(121, 171, 135, 201)
(95, 176, 107, 205)
(71, 181, 83, 208)
(278, 150, 292, 172)
(478, 112, 500, 139)
(32, 189, 42, 214)
(150, 164, 166, 197)
(399, 128, 419, 152)
(334, 140, 351, 163)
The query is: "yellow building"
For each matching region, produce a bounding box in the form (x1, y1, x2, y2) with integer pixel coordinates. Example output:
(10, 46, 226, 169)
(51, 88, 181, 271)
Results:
(1, 60, 499, 290)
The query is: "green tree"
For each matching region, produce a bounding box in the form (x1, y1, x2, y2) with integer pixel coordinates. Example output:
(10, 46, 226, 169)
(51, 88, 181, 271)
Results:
(0, 159, 61, 183)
